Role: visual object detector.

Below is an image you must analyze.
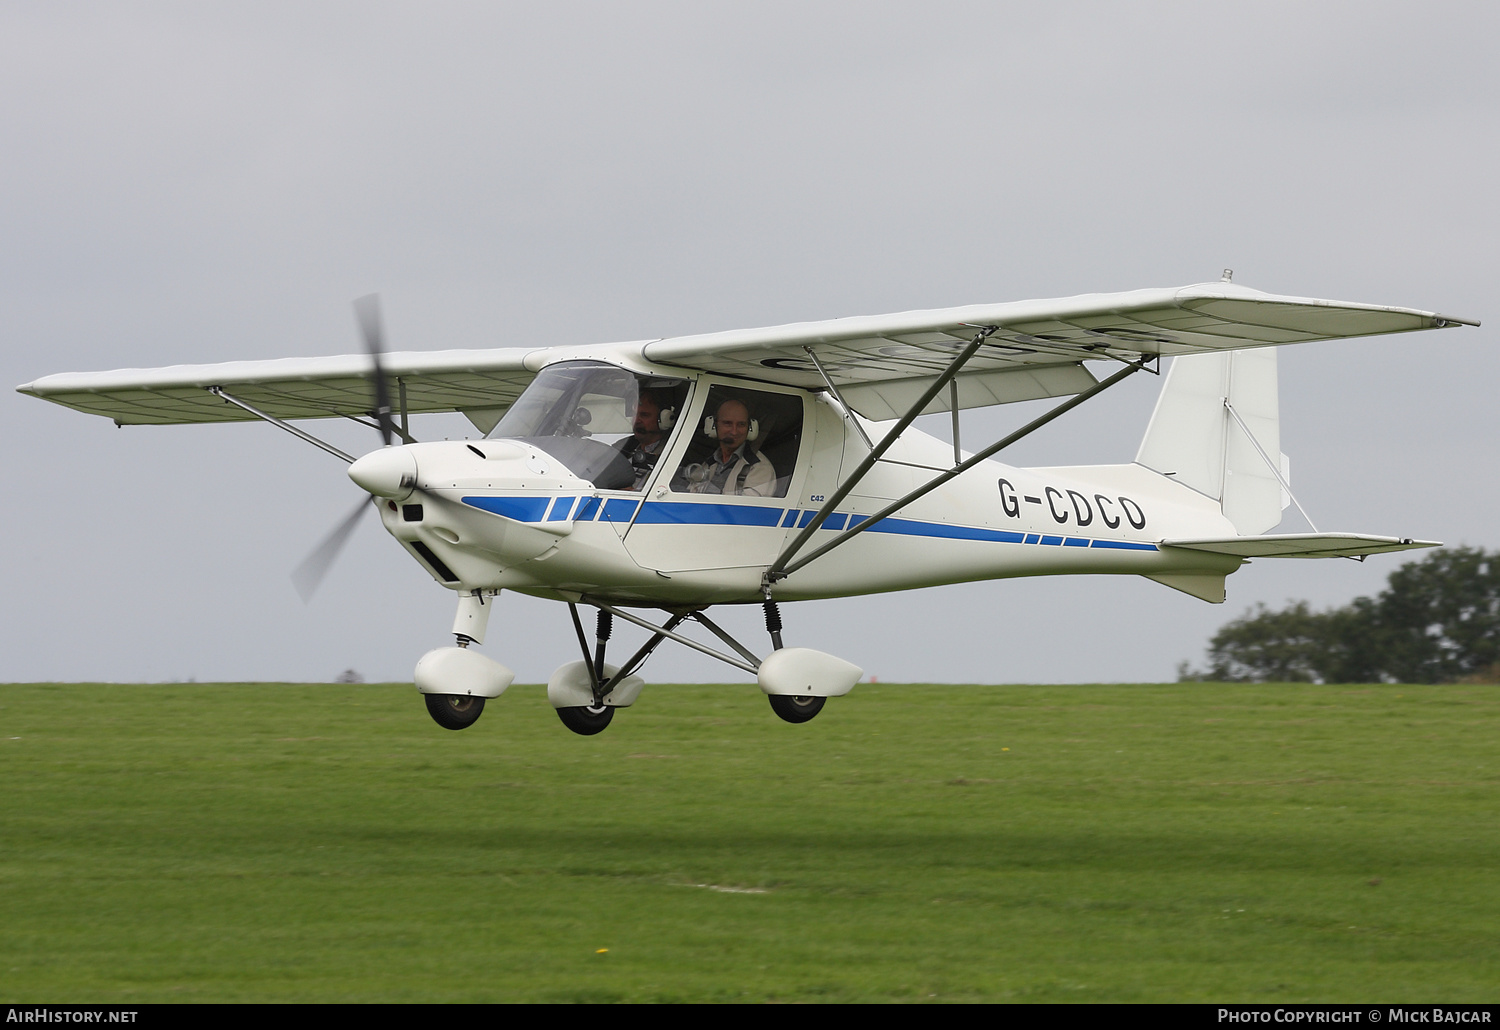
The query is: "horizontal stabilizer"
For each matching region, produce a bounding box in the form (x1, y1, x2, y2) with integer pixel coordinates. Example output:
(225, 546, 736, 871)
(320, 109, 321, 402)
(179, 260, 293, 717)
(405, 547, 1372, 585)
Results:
(1160, 533, 1439, 559)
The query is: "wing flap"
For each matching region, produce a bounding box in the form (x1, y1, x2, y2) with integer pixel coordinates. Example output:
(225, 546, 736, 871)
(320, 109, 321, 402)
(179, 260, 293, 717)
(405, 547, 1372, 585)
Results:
(838, 363, 1099, 420)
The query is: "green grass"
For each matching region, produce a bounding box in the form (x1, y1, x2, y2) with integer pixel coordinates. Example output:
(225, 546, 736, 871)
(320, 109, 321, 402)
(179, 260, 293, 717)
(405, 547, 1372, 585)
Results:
(1, 682, 1496, 1002)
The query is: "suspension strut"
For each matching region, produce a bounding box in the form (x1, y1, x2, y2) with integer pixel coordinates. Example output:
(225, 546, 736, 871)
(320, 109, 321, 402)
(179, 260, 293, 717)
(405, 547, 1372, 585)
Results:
(593, 608, 613, 685)
(763, 596, 784, 651)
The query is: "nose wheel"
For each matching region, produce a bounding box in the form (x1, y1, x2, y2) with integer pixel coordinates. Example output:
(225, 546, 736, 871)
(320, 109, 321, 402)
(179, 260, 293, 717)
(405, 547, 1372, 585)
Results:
(768, 693, 825, 724)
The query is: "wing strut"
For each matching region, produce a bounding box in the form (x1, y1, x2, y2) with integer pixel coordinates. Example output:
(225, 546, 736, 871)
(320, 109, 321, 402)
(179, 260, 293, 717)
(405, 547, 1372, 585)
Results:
(766, 326, 998, 583)
(765, 357, 1152, 585)
(208, 387, 356, 463)
(804, 345, 874, 450)
(398, 378, 411, 442)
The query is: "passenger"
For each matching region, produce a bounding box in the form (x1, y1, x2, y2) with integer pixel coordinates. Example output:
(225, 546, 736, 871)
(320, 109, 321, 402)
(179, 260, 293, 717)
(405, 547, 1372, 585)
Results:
(676, 398, 777, 496)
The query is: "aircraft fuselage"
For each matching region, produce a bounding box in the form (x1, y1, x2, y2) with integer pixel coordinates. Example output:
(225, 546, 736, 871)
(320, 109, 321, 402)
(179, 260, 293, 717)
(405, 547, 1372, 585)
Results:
(354, 357, 1243, 608)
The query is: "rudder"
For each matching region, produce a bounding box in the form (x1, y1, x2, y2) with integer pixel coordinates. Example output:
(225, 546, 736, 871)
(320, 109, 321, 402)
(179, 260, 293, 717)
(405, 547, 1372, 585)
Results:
(1135, 349, 1286, 535)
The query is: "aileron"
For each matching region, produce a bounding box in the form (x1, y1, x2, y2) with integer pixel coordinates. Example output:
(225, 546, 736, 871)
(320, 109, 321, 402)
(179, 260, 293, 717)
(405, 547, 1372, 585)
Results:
(18, 348, 538, 426)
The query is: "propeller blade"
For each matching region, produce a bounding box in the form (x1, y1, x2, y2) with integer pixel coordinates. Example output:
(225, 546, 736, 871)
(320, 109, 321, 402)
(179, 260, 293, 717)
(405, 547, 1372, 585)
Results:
(353, 293, 395, 446)
(292, 496, 374, 602)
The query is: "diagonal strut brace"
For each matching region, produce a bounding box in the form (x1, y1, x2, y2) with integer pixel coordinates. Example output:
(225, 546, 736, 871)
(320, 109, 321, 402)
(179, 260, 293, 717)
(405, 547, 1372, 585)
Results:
(208, 387, 356, 463)
(766, 326, 998, 583)
(602, 612, 693, 694)
(585, 602, 761, 676)
(766, 357, 1152, 584)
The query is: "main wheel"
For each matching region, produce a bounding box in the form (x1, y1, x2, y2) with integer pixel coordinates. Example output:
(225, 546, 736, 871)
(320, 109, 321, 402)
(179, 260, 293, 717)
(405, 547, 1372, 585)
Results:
(557, 702, 615, 736)
(768, 694, 825, 724)
(425, 692, 486, 730)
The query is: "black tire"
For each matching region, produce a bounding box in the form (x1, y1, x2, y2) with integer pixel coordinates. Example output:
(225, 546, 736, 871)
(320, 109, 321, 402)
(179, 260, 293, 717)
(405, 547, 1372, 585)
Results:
(425, 693, 486, 730)
(557, 702, 615, 736)
(768, 694, 825, 724)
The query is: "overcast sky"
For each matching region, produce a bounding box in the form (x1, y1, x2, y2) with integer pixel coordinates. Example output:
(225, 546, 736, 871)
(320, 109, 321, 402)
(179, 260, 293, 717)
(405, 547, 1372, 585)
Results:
(4, 2, 1497, 688)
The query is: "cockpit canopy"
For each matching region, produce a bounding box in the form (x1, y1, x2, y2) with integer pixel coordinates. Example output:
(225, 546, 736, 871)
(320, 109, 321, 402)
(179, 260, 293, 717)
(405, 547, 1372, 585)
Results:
(490, 361, 688, 490)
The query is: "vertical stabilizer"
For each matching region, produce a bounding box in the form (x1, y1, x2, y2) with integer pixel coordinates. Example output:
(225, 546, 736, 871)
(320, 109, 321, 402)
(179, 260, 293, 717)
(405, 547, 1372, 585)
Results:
(1135, 349, 1284, 535)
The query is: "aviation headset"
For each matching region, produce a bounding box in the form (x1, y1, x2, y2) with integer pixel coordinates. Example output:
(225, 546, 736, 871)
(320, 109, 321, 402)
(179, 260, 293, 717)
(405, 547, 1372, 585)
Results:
(703, 414, 759, 441)
(634, 390, 676, 430)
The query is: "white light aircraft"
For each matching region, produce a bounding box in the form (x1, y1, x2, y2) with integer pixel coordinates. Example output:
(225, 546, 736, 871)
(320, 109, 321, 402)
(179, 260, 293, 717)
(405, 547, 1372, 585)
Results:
(18, 277, 1477, 734)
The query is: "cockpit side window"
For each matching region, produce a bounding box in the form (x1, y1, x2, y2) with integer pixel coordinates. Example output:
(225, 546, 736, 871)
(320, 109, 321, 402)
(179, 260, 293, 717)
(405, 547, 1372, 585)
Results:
(670, 385, 802, 499)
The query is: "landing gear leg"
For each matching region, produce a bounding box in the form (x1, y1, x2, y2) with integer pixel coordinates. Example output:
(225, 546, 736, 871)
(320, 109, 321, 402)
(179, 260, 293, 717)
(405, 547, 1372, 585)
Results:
(413, 592, 511, 731)
(592, 608, 613, 687)
(756, 591, 859, 724)
(555, 607, 620, 736)
(763, 595, 784, 651)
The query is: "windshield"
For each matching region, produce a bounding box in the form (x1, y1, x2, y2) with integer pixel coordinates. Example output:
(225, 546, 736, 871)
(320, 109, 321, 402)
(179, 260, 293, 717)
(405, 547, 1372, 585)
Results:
(491, 361, 689, 490)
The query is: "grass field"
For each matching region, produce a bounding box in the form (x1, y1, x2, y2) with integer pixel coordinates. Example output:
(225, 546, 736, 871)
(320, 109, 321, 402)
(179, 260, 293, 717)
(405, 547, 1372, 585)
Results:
(1, 681, 1496, 1003)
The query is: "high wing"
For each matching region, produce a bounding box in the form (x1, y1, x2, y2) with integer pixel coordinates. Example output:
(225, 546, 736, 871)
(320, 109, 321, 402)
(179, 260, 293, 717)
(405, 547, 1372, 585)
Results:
(17, 282, 1473, 429)
(642, 281, 1473, 419)
(17, 348, 540, 430)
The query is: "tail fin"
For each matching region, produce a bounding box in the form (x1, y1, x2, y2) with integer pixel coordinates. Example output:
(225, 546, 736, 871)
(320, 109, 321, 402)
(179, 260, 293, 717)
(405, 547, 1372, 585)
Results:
(1136, 349, 1287, 535)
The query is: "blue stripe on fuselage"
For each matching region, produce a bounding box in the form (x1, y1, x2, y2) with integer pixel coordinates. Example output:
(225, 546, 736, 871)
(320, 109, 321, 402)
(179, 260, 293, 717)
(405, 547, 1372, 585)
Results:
(459, 495, 1159, 551)
(860, 516, 1025, 545)
(633, 501, 784, 527)
(601, 498, 640, 523)
(461, 496, 551, 522)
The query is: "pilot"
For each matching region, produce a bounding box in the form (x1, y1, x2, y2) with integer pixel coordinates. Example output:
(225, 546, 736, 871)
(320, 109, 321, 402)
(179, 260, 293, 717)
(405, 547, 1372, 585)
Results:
(676, 398, 777, 497)
(618, 389, 670, 491)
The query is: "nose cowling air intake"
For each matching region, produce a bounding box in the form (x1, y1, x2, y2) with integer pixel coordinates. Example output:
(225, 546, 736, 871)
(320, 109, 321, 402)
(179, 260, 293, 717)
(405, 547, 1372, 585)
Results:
(349, 446, 418, 500)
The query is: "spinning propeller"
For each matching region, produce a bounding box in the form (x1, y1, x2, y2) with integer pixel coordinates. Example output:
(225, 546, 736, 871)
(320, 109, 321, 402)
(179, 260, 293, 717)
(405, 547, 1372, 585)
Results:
(353, 293, 397, 447)
(292, 294, 403, 601)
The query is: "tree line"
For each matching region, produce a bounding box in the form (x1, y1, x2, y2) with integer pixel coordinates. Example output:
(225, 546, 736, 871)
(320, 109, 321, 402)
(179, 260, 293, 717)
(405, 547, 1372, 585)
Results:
(1179, 546, 1500, 684)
